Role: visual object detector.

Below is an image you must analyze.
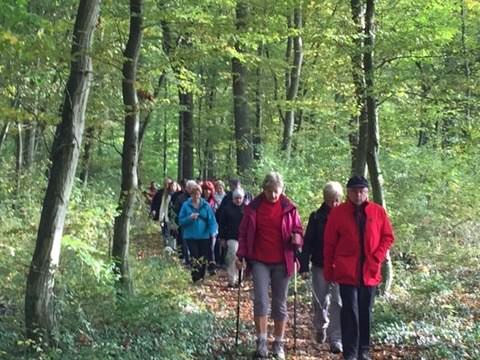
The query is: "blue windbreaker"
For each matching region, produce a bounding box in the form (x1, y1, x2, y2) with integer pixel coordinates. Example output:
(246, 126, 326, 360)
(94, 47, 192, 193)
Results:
(179, 198, 218, 240)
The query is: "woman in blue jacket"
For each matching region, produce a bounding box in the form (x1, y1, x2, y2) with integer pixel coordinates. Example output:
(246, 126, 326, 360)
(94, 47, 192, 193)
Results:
(179, 183, 218, 282)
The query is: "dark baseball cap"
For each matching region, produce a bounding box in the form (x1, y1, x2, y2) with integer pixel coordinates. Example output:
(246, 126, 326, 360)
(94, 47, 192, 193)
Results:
(346, 175, 369, 189)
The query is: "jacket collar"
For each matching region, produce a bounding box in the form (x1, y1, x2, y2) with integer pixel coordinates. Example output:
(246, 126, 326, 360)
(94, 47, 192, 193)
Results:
(186, 197, 208, 209)
(345, 199, 370, 212)
(317, 202, 331, 217)
(250, 193, 296, 213)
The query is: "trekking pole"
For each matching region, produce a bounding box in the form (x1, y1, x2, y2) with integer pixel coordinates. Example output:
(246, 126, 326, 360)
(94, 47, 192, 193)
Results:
(235, 267, 243, 347)
(293, 260, 297, 354)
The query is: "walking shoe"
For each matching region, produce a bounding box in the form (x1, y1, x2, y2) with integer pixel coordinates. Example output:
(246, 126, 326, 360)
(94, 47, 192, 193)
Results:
(360, 351, 371, 360)
(254, 338, 268, 358)
(272, 340, 285, 360)
(330, 342, 343, 354)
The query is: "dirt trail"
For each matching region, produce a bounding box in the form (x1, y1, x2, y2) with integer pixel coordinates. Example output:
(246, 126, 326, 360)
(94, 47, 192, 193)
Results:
(192, 269, 416, 360)
(134, 232, 416, 359)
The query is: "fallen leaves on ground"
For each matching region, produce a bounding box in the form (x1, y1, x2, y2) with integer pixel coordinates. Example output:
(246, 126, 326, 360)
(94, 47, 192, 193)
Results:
(134, 231, 420, 359)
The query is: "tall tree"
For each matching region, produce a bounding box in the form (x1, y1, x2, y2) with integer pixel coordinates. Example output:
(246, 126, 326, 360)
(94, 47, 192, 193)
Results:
(179, 90, 194, 180)
(15, 123, 23, 195)
(24, 123, 36, 169)
(159, 17, 194, 181)
(281, 5, 303, 156)
(350, 0, 368, 176)
(363, 0, 392, 294)
(232, 0, 253, 175)
(79, 126, 94, 186)
(0, 122, 10, 154)
(253, 44, 263, 160)
(112, 0, 144, 295)
(24, 0, 100, 342)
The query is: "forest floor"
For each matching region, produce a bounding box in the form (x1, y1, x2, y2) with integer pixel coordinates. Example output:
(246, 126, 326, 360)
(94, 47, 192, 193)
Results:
(190, 271, 419, 360)
(134, 231, 419, 360)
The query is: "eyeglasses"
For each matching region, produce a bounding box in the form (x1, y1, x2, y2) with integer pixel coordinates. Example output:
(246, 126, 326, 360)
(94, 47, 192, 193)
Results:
(348, 188, 368, 194)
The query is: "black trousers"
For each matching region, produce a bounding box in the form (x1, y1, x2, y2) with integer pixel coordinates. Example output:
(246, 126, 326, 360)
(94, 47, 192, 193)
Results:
(339, 285, 376, 359)
(186, 239, 211, 282)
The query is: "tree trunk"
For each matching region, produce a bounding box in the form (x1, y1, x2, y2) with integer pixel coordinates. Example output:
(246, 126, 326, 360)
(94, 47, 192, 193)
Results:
(253, 45, 263, 160)
(24, 122, 37, 169)
(0, 122, 10, 154)
(177, 104, 183, 181)
(415, 62, 431, 147)
(24, 0, 100, 343)
(350, 0, 368, 176)
(15, 123, 23, 196)
(281, 6, 303, 156)
(363, 0, 392, 295)
(163, 107, 168, 178)
(80, 126, 94, 186)
(460, 0, 471, 127)
(232, 0, 253, 175)
(196, 93, 203, 179)
(112, 0, 144, 296)
(178, 91, 194, 180)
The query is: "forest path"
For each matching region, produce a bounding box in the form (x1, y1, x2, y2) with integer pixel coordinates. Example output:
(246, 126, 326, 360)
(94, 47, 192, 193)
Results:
(192, 269, 415, 360)
(133, 230, 416, 359)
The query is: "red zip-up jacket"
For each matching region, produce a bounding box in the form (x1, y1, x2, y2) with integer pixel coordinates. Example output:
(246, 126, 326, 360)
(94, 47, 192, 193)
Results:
(237, 194, 304, 277)
(323, 200, 394, 286)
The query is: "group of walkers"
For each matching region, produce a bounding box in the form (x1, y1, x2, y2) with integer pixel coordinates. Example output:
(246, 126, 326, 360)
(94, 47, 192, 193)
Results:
(147, 177, 251, 284)
(146, 172, 394, 360)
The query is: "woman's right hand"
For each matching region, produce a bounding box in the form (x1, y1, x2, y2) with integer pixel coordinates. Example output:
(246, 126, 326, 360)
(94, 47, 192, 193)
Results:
(235, 257, 245, 270)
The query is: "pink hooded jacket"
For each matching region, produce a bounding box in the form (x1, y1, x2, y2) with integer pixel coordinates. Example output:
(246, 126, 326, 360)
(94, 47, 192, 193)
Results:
(237, 194, 304, 277)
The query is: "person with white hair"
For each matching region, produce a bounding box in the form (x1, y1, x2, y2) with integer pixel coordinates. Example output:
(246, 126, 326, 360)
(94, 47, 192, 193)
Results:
(298, 181, 344, 354)
(324, 176, 395, 360)
(236, 171, 303, 359)
(217, 187, 246, 287)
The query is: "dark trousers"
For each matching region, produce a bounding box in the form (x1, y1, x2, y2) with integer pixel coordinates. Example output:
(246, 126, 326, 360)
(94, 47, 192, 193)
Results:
(186, 239, 210, 282)
(178, 227, 190, 265)
(339, 285, 376, 359)
(213, 239, 226, 266)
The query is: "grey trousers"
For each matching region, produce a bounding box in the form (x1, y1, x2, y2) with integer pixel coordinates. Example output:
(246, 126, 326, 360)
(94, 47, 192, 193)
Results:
(311, 265, 342, 344)
(225, 239, 239, 285)
(251, 261, 290, 321)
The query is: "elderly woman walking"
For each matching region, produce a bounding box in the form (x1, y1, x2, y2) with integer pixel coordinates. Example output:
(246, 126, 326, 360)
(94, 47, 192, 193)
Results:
(299, 181, 344, 354)
(236, 172, 303, 359)
(179, 182, 218, 283)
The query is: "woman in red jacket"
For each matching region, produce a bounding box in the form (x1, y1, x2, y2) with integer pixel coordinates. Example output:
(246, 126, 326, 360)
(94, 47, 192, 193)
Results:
(236, 172, 303, 360)
(324, 176, 394, 360)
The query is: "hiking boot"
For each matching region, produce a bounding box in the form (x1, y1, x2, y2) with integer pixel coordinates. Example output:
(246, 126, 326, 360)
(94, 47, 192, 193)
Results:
(254, 338, 268, 358)
(330, 342, 343, 354)
(272, 340, 285, 360)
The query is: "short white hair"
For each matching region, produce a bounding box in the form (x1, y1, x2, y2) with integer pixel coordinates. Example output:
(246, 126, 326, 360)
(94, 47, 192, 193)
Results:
(185, 180, 198, 193)
(232, 188, 245, 198)
(262, 171, 284, 191)
(323, 181, 343, 201)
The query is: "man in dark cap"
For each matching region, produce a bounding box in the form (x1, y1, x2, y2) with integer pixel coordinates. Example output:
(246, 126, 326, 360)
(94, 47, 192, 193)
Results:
(323, 176, 394, 360)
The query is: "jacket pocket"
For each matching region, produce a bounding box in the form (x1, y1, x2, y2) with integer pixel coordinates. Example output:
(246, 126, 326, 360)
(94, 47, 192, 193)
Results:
(333, 255, 357, 283)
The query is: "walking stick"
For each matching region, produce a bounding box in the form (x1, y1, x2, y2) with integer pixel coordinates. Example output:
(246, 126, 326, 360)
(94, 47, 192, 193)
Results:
(293, 260, 297, 353)
(235, 267, 243, 347)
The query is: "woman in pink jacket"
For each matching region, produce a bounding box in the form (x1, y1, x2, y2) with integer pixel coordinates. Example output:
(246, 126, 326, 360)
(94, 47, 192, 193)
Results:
(236, 172, 303, 359)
